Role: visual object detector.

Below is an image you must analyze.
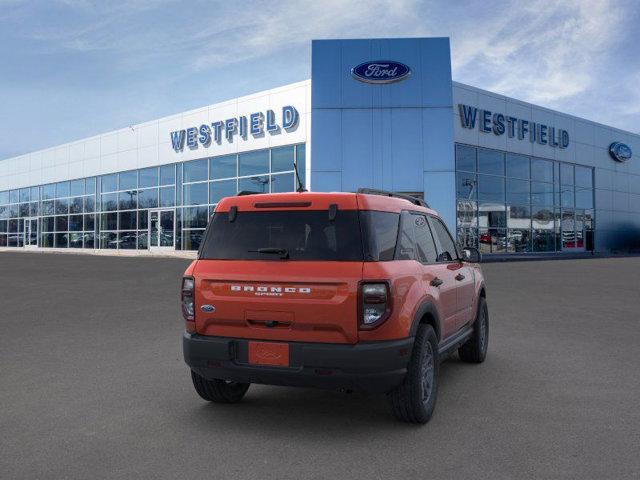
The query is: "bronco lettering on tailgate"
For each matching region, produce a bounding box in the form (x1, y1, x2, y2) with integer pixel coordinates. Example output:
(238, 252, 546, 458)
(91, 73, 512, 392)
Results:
(230, 285, 311, 297)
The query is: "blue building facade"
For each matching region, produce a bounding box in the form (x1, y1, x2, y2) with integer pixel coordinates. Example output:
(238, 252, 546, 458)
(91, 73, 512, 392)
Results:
(311, 38, 456, 229)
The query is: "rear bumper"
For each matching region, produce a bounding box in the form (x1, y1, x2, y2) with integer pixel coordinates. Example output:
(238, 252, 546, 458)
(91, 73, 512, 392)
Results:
(183, 332, 414, 394)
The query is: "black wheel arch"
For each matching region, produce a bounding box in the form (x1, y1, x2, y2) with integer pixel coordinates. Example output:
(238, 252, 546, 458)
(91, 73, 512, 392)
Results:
(478, 281, 487, 299)
(409, 301, 442, 341)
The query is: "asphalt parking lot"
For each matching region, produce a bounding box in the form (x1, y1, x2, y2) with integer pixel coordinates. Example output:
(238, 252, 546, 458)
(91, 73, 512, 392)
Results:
(1, 252, 639, 479)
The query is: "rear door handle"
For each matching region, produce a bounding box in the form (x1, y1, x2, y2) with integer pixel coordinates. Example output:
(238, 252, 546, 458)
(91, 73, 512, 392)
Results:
(455, 273, 465, 281)
(430, 277, 443, 287)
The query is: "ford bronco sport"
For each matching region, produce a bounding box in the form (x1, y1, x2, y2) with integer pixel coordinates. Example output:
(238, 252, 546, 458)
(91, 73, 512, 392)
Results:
(182, 189, 488, 423)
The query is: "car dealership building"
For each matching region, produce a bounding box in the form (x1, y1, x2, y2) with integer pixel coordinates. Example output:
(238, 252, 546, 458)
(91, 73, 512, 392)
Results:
(1, 37, 639, 256)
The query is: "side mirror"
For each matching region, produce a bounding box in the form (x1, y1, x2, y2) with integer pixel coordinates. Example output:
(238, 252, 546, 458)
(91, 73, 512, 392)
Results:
(462, 247, 481, 263)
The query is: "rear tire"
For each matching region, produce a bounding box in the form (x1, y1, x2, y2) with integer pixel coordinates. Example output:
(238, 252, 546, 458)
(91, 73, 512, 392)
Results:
(388, 324, 439, 424)
(190, 370, 250, 403)
(458, 296, 489, 363)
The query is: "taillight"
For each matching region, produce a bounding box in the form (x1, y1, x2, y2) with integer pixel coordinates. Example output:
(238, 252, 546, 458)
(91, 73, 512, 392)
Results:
(359, 282, 392, 329)
(181, 276, 195, 321)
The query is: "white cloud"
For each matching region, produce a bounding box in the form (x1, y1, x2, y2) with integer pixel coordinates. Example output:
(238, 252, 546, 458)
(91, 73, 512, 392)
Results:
(451, 0, 626, 104)
(33, 0, 424, 69)
(190, 0, 421, 67)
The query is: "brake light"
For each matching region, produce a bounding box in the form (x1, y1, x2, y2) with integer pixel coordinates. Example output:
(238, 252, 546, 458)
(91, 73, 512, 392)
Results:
(359, 282, 392, 329)
(181, 276, 195, 321)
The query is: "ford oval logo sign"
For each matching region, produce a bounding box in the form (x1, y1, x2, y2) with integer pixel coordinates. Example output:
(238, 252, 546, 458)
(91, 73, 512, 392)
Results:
(609, 142, 632, 162)
(351, 61, 411, 84)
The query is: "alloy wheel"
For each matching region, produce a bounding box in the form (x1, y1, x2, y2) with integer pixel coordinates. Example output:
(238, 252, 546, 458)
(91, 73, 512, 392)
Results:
(421, 342, 435, 403)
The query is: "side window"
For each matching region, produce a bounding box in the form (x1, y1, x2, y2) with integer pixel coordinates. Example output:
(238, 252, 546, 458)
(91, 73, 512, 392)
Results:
(428, 217, 458, 262)
(395, 211, 416, 260)
(359, 211, 400, 261)
(413, 214, 438, 263)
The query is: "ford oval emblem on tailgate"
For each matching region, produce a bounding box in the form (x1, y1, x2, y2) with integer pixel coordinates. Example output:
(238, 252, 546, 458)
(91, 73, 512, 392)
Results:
(200, 304, 215, 312)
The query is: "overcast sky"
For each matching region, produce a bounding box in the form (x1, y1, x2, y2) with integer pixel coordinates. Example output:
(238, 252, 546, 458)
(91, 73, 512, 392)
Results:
(1, 0, 638, 159)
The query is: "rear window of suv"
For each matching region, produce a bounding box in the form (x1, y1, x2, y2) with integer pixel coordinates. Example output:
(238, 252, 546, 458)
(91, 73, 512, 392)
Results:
(199, 210, 364, 261)
(199, 208, 407, 262)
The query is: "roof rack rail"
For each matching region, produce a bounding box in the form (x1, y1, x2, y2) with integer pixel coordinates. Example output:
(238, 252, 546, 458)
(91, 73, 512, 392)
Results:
(237, 190, 265, 196)
(356, 188, 429, 208)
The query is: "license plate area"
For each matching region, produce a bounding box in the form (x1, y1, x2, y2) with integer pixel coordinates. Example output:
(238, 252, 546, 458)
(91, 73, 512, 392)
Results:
(248, 341, 290, 367)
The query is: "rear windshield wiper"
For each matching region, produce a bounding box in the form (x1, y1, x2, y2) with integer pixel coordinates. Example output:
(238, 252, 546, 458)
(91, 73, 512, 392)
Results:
(248, 247, 290, 259)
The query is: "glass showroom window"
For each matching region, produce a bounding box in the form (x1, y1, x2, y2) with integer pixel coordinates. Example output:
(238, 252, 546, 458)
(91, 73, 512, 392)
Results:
(28, 177, 96, 249)
(182, 158, 209, 251)
(183, 145, 304, 251)
(455, 145, 478, 249)
(270, 145, 297, 193)
(0, 143, 305, 251)
(506, 154, 531, 253)
(455, 143, 594, 254)
(94, 165, 174, 250)
(0, 191, 10, 247)
(478, 149, 507, 254)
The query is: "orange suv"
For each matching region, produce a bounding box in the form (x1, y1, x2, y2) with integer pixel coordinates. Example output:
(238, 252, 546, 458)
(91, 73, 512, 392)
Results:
(182, 189, 488, 423)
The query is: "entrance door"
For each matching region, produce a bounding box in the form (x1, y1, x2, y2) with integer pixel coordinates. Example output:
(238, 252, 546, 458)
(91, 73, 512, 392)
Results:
(23, 217, 38, 248)
(149, 209, 175, 250)
(561, 209, 585, 252)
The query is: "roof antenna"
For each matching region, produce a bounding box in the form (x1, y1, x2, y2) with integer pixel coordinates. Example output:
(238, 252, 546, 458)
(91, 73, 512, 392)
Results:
(293, 160, 307, 192)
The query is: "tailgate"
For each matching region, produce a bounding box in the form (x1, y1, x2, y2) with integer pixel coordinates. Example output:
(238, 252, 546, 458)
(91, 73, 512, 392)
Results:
(193, 260, 363, 344)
